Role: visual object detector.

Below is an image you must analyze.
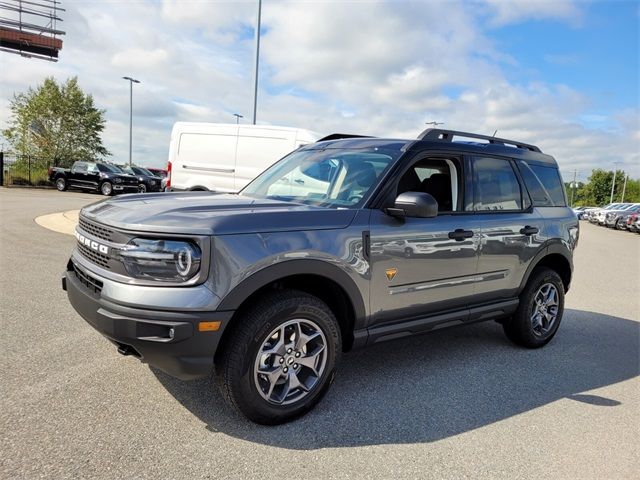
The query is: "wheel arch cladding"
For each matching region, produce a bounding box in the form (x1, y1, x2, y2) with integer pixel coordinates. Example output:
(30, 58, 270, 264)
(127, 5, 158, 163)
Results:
(521, 249, 572, 294)
(216, 260, 366, 353)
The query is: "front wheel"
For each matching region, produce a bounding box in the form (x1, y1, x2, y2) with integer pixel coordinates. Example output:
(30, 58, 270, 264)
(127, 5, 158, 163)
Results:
(138, 183, 147, 193)
(100, 181, 113, 196)
(55, 178, 67, 191)
(503, 267, 565, 348)
(215, 290, 341, 424)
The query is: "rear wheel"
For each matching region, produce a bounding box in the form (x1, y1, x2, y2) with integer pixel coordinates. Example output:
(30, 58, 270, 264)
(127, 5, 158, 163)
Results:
(100, 181, 113, 196)
(503, 267, 564, 348)
(215, 290, 341, 424)
(55, 178, 67, 191)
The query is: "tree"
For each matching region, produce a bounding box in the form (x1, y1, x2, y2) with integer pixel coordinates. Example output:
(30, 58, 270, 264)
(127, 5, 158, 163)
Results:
(2, 77, 110, 167)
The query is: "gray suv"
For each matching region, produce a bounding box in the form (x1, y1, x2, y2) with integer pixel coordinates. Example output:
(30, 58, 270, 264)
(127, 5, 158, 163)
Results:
(62, 129, 579, 424)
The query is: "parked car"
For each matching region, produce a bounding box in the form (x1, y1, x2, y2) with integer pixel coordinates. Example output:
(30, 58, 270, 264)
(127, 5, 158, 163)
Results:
(49, 161, 138, 195)
(147, 168, 167, 178)
(590, 203, 627, 224)
(572, 206, 597, 220)
(605, 204, 640, 229)
(116, 165, 163, 193)
(623, 212, 639, 232)
(165, 123, 318, 192)
(62, 128, 578, 424)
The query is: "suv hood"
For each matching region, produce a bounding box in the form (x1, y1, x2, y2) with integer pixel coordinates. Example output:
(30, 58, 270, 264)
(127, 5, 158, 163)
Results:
(81, 192, 357, 235)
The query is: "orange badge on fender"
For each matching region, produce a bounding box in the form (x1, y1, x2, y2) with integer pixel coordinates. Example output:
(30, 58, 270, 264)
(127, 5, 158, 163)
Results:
(385, 268, 397, 281)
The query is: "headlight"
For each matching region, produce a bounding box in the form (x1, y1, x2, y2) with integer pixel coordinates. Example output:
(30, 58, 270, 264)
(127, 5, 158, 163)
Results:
(117, 238, 201, 282)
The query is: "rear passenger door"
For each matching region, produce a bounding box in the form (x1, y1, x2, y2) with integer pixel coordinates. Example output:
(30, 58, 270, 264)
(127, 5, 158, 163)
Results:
(471, 156, 545, 302)
(69, 162, 88, 188)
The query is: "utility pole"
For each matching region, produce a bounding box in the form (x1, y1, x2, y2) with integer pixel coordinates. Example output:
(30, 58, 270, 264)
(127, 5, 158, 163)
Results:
(425, 121, 444, 127)
(251, 0, 262, 125)
(570, 169, 578, 207)
(122, 76, 140, 166)
(621, 173, 628, 202)
(233, 113, 243, 125)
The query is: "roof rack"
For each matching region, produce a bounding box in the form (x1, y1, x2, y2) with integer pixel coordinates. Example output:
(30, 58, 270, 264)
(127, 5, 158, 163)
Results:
(417, 128, 541, 153)
(316, 133, 374, 142)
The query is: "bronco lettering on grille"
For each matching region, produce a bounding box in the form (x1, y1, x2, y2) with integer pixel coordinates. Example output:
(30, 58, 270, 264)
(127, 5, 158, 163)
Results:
(75, 231, 109, 255)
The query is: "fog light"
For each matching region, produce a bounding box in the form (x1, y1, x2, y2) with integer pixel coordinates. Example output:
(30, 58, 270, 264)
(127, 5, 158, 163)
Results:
(168, 327, 175, 339)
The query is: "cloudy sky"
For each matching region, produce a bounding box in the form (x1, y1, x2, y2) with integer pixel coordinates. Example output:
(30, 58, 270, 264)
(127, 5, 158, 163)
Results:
(0, 0, 638, 179)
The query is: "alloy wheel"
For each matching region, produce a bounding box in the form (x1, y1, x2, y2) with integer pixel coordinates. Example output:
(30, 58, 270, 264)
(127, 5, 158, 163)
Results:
(253, 319, 327, 405)
(530, 283, 559, 336)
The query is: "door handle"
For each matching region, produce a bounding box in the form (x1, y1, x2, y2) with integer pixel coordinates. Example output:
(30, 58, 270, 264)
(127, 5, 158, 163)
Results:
(448, 229, 474, 241)
(520, 226, 539, 236)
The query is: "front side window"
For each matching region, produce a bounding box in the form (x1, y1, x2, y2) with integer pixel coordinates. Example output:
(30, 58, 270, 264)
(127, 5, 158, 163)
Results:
(241, 148, 400, 208)
(473, 157, 522, 211)
(395, 158, 460, 212)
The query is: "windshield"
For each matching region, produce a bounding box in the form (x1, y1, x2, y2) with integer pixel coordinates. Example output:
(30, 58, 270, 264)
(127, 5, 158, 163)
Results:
(118, 166, 136, 175)
(133, 167, 153, 176)
(240, 148, 400, 208)
(97, 163, 121, 173)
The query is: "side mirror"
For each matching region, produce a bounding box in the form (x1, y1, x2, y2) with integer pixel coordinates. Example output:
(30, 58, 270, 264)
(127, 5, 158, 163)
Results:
(387, 191, 438, 218)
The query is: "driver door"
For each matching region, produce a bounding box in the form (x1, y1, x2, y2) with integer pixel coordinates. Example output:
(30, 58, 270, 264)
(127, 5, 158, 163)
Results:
(368, 155, 482, 328)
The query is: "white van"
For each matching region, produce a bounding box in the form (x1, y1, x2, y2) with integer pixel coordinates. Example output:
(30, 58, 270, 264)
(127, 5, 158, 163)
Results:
(165, 123, 319, 192)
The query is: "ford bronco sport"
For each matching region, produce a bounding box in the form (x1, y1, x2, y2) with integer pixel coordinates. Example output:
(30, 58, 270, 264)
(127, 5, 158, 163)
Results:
(62, 129, 579, 424)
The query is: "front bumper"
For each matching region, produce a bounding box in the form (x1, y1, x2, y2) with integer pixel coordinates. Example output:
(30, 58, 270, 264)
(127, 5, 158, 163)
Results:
(63, 261, 233, 380)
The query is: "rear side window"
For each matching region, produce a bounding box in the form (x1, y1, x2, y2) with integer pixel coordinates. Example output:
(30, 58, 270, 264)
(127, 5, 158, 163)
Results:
(516, 161, 566, 207)
(473, 157, 522, 211)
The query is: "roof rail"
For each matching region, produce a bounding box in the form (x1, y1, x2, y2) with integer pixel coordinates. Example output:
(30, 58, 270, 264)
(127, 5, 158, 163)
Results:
(316, 133, 374, 142)
(417, 128, 541, 153)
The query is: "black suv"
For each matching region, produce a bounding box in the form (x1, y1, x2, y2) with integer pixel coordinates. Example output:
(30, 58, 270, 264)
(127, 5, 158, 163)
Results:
(62, 129, 579, 424)
(117, 165, 164, 193)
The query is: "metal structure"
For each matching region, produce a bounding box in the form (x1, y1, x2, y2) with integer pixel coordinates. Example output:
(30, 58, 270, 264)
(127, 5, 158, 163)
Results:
(0, 0, 65, 61)
(122, 76, 140, 166)
(251, 0, 261, 125)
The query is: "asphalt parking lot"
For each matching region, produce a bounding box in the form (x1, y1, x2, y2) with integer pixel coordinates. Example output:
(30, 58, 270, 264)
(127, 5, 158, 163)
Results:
(1, 187, 638, 479)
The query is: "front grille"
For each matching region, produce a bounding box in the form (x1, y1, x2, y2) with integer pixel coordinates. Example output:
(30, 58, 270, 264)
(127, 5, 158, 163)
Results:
(79, 217, 114, 242)
(73, 264, 103, 294)
(77, 242, 111, 269)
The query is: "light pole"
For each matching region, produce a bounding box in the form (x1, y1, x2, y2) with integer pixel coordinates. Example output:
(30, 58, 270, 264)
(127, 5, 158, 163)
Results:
(425, 121, 444, 128)
(122, 76, 140, 166)
(609, 162, 622, 204)
(621, 173, 628, 202)
(233, 113, 243, 125)
(252, 0, 262, 125)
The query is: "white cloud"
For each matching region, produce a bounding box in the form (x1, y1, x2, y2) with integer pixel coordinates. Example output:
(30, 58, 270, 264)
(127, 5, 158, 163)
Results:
(0, 0, 637, 178)
(481, 0, 583, 26)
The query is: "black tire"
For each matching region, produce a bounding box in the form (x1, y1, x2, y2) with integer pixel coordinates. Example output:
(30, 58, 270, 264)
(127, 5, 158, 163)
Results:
(55, 177, 67, 191)
(215, 290, 341, 425)
(404, 247, 413, 258)
(100, 181, 113, 196)
(138, 183, 147, 193)
(503, 267, 565, 348)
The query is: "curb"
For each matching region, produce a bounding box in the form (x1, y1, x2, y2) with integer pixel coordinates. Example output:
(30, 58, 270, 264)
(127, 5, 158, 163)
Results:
(34, 210, 79, 236)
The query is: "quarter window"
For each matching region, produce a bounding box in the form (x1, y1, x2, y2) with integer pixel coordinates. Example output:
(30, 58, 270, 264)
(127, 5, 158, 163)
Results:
(473, 157, 522, 211)
(516, 161, 566, 207)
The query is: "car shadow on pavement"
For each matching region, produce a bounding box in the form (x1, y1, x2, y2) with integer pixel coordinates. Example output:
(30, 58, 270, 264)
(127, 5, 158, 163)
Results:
(151, 309, 639, 449)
